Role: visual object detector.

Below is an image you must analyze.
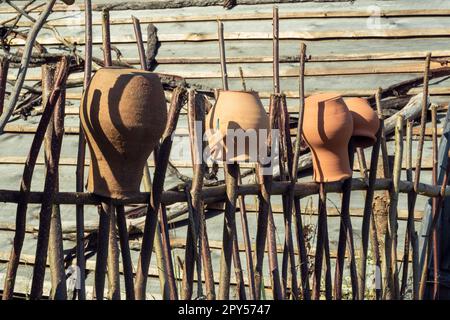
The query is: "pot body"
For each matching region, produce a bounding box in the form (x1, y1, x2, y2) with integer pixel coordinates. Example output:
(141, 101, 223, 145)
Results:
(303, 93, 353, 182)
(206, 90, 269, 163)
(80, 67, 167, 199)
(344, 97, 380, 148)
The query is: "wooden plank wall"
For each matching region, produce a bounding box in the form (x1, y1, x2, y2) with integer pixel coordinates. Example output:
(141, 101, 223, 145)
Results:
(0, 0, 448, 298)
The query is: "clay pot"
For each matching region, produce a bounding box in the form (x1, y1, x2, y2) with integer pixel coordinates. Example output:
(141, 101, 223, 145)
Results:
(80, 67, 167, 199)
(302, 93, 353, 183)
(205, 90, 269, 163)
(344, 97, 380, 148)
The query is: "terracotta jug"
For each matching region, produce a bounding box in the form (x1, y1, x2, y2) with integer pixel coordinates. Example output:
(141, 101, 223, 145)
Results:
(344, 97, 380, 148)
(205, 90, 269, 163)
(302, 93, 353, 182)
(80, 67, 167, 199)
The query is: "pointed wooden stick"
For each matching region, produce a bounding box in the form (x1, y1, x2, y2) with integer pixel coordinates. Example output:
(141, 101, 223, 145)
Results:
(217, 20, 228, 90)
(134, 87, 186, 299)
(182, 91, 202, 300)
(101, 9, 112, 67)
(107, 206, 121, 300)
(116, 205, 135, 299)
(279, 94, 299, 299)
(312, 182, 326, 300)
(400, 120, 416, 298)
(132, 14, 170, 300)
(266, 95, 283, 299)
(218, 163, 239, 299)
(272, 6, 280, 94)
(409, 53, 432, 300)
(132, 16, 148, 71)
(291, 42, 310, 299)
(334, 140, 359, 300)
(382, 115, 404, 300)
(358, 92, 383, 299)
(94, 201, 111, 300)
(74, 0, 92, 300)
(44, 63, 67, 300)
(430, 105, 439, 299)
(0, 57, 9, 116)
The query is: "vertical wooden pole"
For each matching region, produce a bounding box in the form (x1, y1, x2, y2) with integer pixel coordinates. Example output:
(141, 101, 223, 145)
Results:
(430, 105, 439, 299)
(382, 115, 404, 300)
(94, 201, 111, 300)
(116, 205, 135, 299)
(134, 87, 186, 299)
(410, 54, 432, 300)
(217, 20, 228, 90)
(74, 0, 92, 300)
(182, 90, 201, 300)
(0, 57, 9, 116)
(46, 64, 67, 300)
(132, 16, 148, 71)
(279, 95, 299, 299)
(291, 43, 311, 299)
(132, 14, 169, 300)
(101, 9, 112, 67)
(218, 163, 239, 299)
(272, 6, 280, 94)
(107, 206, 121, 300)
(312, 183, 326, 299)
(334, 140, 359, 300)
(358, 95, 382, 298)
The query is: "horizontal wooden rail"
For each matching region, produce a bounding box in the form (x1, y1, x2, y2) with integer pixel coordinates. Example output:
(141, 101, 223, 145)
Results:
(11, 9, 450, 27)
(0, 178, 446, 206)
(8, 29, 450, 48)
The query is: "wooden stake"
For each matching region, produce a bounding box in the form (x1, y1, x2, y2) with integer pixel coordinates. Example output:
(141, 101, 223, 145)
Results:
(218, 163, 239, 299)
(313, 183, 326, 300)
(406, 54, 431, 299)
(74, 0, 92, 300)
(132, 16, 148, 71)
(132, 14, 170, 299)
(134, 87, 186, 299)
(430, 105, 439, 299)
(116, 205, 135, 299)
(94, 201, 111, 300)
(334, 140, 359, 300)
(291, 42, 310, 299)
(45, 63, 67, 300)
(0, 57, 9, 116)
(272, 6, 280, 94)
(217, 20, 228, 90)
(279, 94, 299, 299)
(358, 124, 382, 298)
(101, 9, 112, 67)
(107, 205, 121, 300)
(182, 90, 203, 299)
(382, 115, 404, 299)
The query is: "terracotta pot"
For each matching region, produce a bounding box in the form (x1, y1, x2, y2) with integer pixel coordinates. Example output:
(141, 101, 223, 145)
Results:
(302, 93, 353, 183)
(344, 97, 380, 148)
(80, 67, 167, 199)
(205, 90, 269, 163)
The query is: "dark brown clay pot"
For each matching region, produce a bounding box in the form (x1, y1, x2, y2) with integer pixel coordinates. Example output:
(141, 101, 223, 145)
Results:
(80, 67, 167, 199)
(302, 93, 353, 183)
(344, 97, 380, 148)
(205, 90, 269, 163)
